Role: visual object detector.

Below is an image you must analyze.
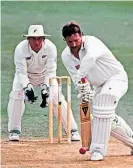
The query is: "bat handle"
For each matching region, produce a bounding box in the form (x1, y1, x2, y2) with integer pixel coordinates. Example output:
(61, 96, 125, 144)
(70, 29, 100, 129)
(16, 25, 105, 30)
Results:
(81, 78, 94, 90)
(81, 77, 87, 84)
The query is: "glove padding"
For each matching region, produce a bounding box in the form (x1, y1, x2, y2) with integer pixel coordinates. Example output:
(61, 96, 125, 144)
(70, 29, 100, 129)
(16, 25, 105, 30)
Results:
(24, 84, 38, 104)
(40, 84, 49, 108)
(77, 90, 94, 102)
(77, 81, 91, 95)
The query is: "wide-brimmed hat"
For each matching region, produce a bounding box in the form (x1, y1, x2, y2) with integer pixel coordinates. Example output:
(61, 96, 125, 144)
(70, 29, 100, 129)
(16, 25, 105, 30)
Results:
(23, 25, 50, 37)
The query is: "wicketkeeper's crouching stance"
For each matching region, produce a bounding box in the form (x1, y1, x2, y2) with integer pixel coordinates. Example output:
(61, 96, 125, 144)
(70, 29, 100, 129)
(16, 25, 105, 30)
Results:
(61, 21, 133, 160)
(7, 25, 80, 141)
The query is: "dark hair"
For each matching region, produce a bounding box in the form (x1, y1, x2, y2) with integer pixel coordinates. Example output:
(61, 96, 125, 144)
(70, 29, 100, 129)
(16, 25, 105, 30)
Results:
(62, 21, 82, 38)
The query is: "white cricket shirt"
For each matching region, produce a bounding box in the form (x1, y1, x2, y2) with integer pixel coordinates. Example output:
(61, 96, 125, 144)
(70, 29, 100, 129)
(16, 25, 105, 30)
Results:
(61, 36, 127, 87)
(14, 39, 57, 88)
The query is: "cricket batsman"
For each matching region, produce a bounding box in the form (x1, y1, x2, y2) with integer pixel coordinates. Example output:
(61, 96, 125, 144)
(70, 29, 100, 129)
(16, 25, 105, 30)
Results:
(61, 21, 133, 160)
(8, 25, 80, 141)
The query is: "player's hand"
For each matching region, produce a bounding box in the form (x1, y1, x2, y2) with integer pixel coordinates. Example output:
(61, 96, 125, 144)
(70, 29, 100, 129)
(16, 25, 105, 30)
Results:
(77, 80, 91, 95)
(77, 78, 94, 102)
(78, 90, 94, 102)
(40, 84, 49, 108)
(23, 83, 38, 104)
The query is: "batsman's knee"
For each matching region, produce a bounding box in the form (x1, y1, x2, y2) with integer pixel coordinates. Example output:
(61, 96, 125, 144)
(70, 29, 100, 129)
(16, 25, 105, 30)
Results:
(92, 94, 117, 118)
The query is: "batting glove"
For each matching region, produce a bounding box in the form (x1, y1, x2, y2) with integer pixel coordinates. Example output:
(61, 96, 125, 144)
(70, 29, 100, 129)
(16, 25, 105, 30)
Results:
(76, 80, 91, 95)
(23, 83, 38, 104)
(78, 89, 94, 102)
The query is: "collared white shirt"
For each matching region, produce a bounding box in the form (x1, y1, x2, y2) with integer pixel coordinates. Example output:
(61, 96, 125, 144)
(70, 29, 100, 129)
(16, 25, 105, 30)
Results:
(61, 36, 127, 87)
(14, 39, 57, 87)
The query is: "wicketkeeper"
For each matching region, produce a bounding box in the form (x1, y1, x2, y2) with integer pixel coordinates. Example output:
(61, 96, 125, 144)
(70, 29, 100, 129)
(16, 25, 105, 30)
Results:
(61, 21, 133, 160)
(8, 25, 80, 141)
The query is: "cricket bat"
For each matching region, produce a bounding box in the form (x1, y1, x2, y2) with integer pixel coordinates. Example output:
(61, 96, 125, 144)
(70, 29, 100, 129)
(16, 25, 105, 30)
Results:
(79, 78, 91, 154)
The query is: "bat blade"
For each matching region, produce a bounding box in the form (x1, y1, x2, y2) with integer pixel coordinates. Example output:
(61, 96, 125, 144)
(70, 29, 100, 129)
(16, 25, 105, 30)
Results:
(80, 102, 91, 154)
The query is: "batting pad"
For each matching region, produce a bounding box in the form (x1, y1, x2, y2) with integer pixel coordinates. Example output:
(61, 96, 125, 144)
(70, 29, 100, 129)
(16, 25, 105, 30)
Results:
(90, 94, 117, 156)
(92, 94, 118, 117)
(8, 90, 25, 132)
(111, 115, 133, 148)
(90, 117, 112, 156)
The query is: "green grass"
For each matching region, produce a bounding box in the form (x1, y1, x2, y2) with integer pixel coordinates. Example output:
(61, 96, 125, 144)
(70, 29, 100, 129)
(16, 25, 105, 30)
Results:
(1, 1, 133, 138)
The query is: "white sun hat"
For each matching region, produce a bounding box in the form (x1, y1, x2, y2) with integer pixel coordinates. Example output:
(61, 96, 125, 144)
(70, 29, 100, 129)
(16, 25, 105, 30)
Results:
(23, 25, 51, 37)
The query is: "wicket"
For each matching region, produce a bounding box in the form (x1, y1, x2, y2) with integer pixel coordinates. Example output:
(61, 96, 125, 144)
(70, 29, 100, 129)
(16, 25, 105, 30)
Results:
(48, 76, 71, 144)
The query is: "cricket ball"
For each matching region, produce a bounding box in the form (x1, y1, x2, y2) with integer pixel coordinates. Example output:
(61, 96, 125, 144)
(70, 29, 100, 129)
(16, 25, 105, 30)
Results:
(79, 147, 86, 154)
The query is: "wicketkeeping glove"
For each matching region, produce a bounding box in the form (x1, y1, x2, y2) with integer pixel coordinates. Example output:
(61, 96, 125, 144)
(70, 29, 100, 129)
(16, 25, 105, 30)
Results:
(23, 83, 38, 104)
(40, 84, 49, 108)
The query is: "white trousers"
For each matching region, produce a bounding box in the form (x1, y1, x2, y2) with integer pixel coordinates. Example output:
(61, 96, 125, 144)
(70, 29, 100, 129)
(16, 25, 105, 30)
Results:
(90, 72, 130, 156)
(8, 74, 78, 133)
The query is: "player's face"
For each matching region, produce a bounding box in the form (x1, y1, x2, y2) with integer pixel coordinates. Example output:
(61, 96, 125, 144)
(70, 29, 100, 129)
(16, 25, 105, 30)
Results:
(65, 33, 82, 53)
(28, 37, 44, 52)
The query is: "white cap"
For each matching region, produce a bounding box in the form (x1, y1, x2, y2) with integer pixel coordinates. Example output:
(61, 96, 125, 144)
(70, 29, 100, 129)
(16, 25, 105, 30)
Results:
(23, 25, 50, 37)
